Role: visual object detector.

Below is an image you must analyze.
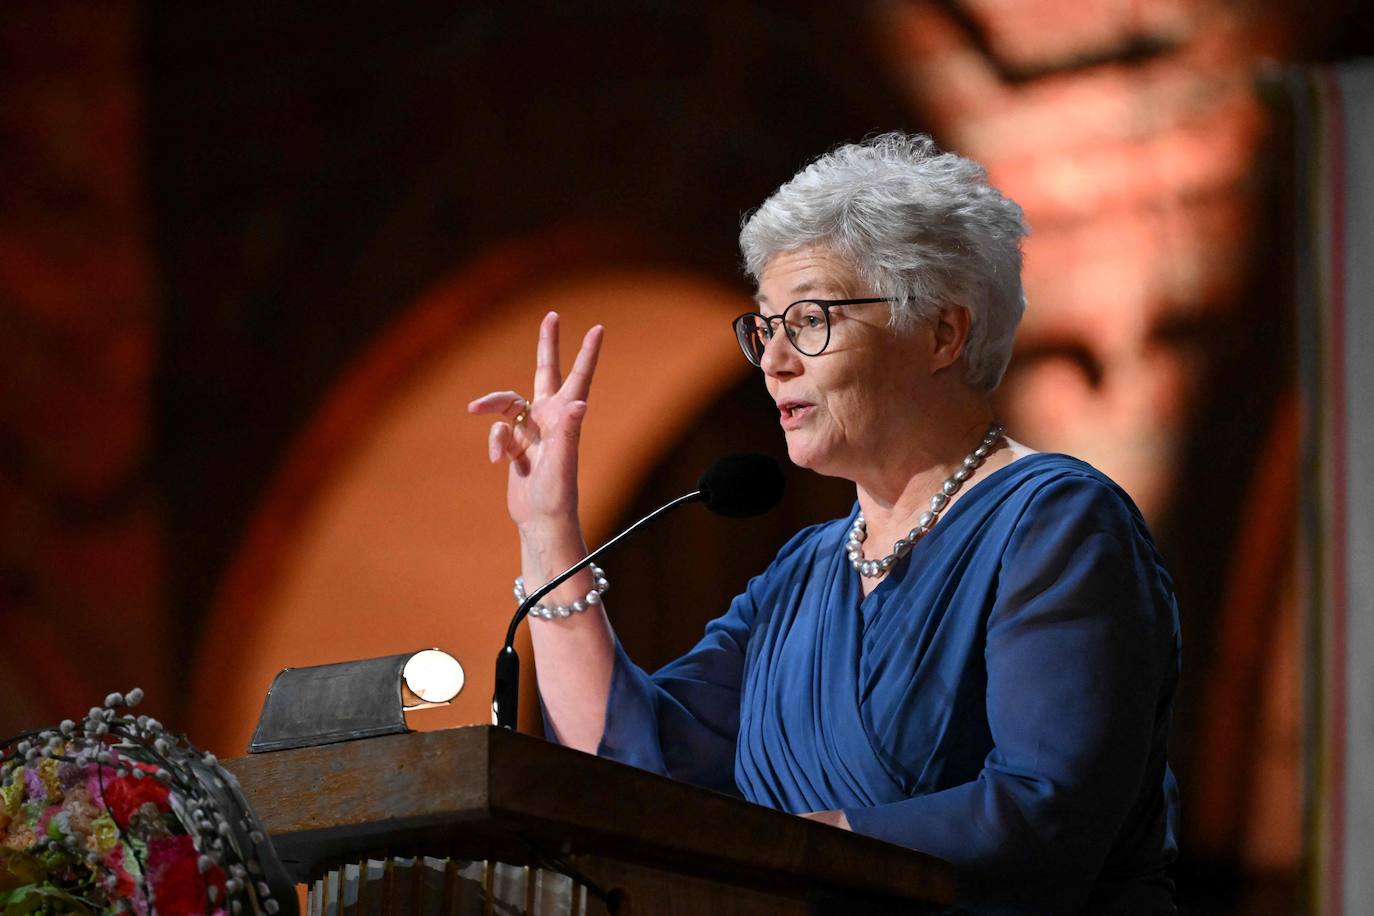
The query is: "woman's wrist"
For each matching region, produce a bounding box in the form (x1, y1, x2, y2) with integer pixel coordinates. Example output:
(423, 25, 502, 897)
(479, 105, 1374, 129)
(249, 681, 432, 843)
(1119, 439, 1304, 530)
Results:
(516, 513, 583, 547)
(516, 564, 609, 619)
(517, 517, 592, 596)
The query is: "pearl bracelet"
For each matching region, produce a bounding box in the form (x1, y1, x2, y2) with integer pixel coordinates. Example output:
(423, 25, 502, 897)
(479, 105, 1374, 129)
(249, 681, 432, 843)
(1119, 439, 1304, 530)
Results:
(514, 564, 610, 620)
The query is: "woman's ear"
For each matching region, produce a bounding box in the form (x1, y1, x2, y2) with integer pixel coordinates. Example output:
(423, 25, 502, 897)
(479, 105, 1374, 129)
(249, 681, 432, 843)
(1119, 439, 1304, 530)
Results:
(930, 305, 972, 373)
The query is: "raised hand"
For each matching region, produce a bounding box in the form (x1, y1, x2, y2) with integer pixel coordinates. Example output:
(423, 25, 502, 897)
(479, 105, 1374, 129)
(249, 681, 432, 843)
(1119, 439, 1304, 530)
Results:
(467, 312, 604, 532)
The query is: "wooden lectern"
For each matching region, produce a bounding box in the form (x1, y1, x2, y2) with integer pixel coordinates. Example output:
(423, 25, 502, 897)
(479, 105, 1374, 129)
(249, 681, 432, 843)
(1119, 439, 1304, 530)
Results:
(226, 725, 955, 915)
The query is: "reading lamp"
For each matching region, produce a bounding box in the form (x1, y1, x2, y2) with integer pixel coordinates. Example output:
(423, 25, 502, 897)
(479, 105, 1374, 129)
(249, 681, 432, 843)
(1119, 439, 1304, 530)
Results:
(248, 649, 464, 753)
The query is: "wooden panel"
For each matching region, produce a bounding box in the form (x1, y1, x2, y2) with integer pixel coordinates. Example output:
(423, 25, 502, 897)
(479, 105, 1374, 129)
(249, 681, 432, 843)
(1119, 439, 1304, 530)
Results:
(226, 726, 955, 907)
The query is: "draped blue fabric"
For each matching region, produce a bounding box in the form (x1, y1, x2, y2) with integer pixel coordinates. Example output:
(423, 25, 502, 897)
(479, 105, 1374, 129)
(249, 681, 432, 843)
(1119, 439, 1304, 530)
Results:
(580, 454, 1180, 914)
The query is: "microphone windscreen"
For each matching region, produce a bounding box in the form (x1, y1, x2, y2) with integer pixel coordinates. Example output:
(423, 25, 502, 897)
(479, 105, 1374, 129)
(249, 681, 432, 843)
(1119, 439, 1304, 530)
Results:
(697, 453, 785, 518)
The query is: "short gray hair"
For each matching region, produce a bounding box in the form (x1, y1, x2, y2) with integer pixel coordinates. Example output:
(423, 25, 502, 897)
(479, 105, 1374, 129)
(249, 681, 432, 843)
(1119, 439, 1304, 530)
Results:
(739, 132, 1029, 393)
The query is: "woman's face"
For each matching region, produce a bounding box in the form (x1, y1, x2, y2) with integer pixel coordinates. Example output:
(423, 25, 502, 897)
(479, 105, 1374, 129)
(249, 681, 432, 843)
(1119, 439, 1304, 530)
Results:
(756, 246, 928, 479)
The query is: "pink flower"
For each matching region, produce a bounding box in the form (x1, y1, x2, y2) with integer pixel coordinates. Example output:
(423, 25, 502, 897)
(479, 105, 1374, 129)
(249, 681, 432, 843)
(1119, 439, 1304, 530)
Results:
(86, 764, 120, 809)
(22, 768, 46, 802)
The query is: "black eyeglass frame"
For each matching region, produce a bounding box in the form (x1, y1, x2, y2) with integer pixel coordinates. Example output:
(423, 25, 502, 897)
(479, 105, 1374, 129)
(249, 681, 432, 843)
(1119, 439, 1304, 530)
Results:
(732, 297, 896, 367)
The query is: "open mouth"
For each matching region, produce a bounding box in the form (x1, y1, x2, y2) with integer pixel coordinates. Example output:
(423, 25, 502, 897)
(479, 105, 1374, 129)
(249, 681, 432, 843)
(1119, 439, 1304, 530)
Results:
(777, 401, 812, 422)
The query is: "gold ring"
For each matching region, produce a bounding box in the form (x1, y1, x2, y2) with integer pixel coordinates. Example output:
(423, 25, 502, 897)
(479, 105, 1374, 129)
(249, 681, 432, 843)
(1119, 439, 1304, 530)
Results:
(513, 402, 530, 426)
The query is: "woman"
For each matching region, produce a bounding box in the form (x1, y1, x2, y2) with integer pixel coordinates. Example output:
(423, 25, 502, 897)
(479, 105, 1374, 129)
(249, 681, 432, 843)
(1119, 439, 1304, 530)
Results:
(469, 133, 1180, 914)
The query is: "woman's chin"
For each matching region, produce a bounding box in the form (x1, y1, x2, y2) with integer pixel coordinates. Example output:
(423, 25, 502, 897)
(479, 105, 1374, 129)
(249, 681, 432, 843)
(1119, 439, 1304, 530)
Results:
(785, 440, 836, 477)
(784, 439, 813, 470)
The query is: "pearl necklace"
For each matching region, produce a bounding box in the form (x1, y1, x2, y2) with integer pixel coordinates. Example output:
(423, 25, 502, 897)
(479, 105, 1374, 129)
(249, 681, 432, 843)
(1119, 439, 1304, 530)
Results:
(847, 422, 1006, 578)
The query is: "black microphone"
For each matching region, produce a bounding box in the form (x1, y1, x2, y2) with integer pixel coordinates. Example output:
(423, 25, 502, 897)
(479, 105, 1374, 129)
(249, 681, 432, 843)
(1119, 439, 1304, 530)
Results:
(493, 453, 784, 730)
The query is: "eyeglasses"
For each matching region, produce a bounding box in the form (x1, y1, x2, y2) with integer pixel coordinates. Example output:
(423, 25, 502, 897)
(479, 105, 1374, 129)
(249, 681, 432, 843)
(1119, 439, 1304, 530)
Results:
(732, 298, 894, 367)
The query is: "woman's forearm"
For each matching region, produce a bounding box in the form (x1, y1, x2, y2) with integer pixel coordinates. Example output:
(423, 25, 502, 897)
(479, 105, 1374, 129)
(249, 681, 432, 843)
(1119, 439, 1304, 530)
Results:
(519, 519, 617, 752)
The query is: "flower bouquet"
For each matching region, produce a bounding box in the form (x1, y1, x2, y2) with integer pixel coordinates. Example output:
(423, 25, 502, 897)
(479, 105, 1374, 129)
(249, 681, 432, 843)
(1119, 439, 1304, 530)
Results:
(0, 691, 295, 915)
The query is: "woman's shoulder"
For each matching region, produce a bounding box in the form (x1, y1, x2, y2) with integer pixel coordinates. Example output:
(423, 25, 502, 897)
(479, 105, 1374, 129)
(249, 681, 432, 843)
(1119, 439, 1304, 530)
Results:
(973, 453, 1171, 568)
(977, 452, 1139, 511)
(981, 453, 1179, 619)
(994, 450, 1110, 481)
(946, 452, 1154, 550)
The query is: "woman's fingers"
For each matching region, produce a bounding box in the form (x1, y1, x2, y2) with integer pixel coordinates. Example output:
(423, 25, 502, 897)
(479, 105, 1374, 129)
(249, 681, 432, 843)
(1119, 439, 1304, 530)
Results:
(489, 397, 584, 464)
(468, 390, 526, 416)
(488, 421, 512, 463)
(537, 399, 588, 479)
(561, 325, 604, 401)
(475, 316, 598, 474)
(533, 311, 562, 399)
(476, 317, 601, 411)
(554, 399, 589, 445)
(489, 420, 536, 476)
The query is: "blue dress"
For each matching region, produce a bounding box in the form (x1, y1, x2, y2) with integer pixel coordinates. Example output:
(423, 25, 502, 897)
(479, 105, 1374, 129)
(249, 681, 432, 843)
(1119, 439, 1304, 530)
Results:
(584, 454, 1180, 914)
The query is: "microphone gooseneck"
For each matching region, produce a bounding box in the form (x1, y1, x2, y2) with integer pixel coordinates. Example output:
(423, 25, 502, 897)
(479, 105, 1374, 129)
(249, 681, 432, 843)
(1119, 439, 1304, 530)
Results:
(493, 454, 784, 730)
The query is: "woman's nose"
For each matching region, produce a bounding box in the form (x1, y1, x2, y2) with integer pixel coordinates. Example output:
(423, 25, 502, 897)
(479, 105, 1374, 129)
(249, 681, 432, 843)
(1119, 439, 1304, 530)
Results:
(759, 325, 799, 376)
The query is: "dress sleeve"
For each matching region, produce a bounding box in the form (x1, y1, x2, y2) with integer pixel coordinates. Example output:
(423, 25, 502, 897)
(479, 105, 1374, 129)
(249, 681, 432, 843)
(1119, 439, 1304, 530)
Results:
(574, 523, 823, 796)
(592, 593, 754, 794)
(841, 476, 1179, 904)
